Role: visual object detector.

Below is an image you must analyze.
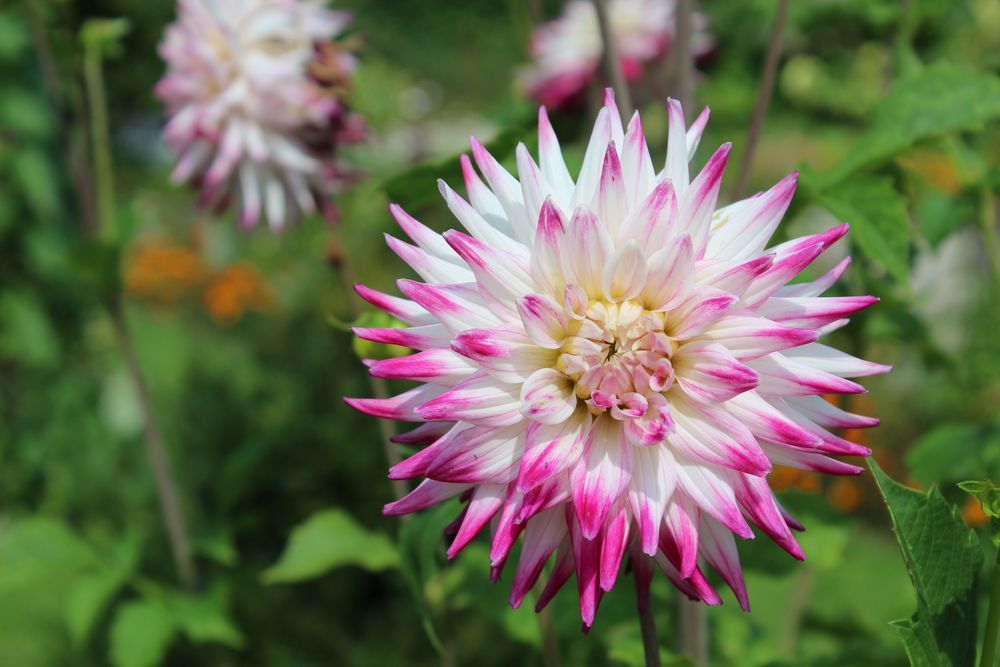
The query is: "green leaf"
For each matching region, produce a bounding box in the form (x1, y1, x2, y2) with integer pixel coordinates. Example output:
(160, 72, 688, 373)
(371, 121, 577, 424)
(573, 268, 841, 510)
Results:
(79, 18, 131, 59)
(812, 174, 911, 286)
(870, 460, 982, 667)
(163, 586, 244, 649)
(907, 424, 997, 487)
(382, 120, 532, 209)
(262, 508, 399, 584)
(109, 600, 177, 667)
(0, 290, 60, 369)
(824, 63, 1000, 185)
(65, 569, 129, 647)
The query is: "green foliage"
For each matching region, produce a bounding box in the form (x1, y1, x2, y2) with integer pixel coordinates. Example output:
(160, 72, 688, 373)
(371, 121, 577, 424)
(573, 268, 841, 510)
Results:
(262, 508, 400, 584)
(349, 311, 410, 360)
(823, 63, 1000, 185)
(109, 600, 176, 667)
(871, 461, 982, 667)
(811, 174, 912, 286)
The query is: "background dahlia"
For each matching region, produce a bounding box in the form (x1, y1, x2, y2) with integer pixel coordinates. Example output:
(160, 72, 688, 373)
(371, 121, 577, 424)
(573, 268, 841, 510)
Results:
(519, 0, 713, 109)
(348, 92, 888, 627)
(156, 0, 365, 230)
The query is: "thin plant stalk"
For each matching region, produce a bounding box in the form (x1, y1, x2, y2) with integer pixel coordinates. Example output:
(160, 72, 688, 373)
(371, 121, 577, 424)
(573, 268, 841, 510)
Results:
(592, 0, 633, 121)
(79, 22, 199, 591)
(982, 547, 1000, 667)
(977, 186, 1000, 296)
(779, 567, 815, 656)
(82, 36, 117, 243)
(673, 0, 695, 113)
(636, 575, 662, 667)
(111, 302, 198, 590)
(733, 0, 791, 199)
(679, 599, 708, 665)
(538, 602, 561, 667)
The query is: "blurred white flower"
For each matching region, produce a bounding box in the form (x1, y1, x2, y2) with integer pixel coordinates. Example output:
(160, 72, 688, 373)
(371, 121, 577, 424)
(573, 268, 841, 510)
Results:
(520, 0, 713, 109)
(157, 0, 365, 230)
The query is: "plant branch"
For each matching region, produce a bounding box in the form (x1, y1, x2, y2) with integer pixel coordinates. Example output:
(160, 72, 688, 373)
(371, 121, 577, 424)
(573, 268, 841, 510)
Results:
(592, 0, 633, 120)
(673, 0, 695, 112)
(734, 0, 790, 199)
(678, 599, 708, 665)
(82, 41, 117, 243)
(637, 577, 662, 667)
(981, 546, 1000, 667)
(111, 301, 198, 590)
(978, 186, 1000, 296)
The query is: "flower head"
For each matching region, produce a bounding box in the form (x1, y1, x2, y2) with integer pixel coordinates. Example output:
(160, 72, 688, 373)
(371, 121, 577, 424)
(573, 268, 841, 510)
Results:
(520, 0, 713, 109)
(156, 0, 365, 230)
(348, 93, 888, 627)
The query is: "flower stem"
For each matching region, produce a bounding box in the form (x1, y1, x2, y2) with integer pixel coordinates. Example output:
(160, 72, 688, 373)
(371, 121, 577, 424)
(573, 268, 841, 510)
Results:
(78, 23, 198, 591)
(673, 0, 695, 112)
(637, 588, 662, 667)
(679, 599, 708, 665)
(592, 0, 633, 120)
(977, 186, 1000, 297)
(733, 0, 790, 199)
(538, 601, 561, 667)
(982, 547, 1000, 667)
(111, 301, 198, 590)
(82, 35, 117, 244)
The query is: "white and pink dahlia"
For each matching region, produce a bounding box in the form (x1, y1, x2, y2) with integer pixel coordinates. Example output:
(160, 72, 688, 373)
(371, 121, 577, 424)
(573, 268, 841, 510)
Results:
(520, 0, 713, 109)
(347, 93, 887, 627)
(156, 0, 365, 230)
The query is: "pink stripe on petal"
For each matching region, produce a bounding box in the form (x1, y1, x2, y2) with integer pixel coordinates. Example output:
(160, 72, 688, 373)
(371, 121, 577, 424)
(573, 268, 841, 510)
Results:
(675, 461, 754, 539)
(560, 206, 612, 299)
(354, 283, 429, 325)
(368, 349, 475, 384)
(352, 325, 449, 351)
(680, 143, 732, 255)
(594, 143, 627, 236)
(699, 315, 820, 361)
(489, 489, 525, 567)
(673, 341, 759, 403)
(628, 446, 675, 556)
(734, 474, 804, 560)
(569, 512, 604, 628)
(725, 391, 823, 448)
(390, 421, 452, 446)
(521, 368, 578, 425)
(669, 396, 771, 476)
(664, 98, 690, 191)
(572, 418, 633, 540)
(447, 484, 506, 558)
(510, 506, 566, 608)
(699, 515, 750, 611)
(389, 203, 461, 265)
(416, 375, 523, 426)
(750, 353, 867, 397)
(517, 293, 569, 348)
(785, 395, 880, 429)
(642, 234, 694, 311)
(668, 289, 737, 340)
(622, 111, 655, 212)
(517, 413, 590, 491)
(620, 178, 679, 249)
(535, 542, 575, 613)
(344, 384, 445, 422)
(383, 479, 471, 516)
(599, 502, 630, 591)
(762, 443, 864, 475)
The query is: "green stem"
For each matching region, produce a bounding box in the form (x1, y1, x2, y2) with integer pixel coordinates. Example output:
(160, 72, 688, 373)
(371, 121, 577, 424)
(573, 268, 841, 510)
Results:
(678, 598, 707, 665)
(977, 186, 1000, 296)
(982, 547, 1000, 667)
(82, 45, 116, 242)
(733, 0, 790, 199)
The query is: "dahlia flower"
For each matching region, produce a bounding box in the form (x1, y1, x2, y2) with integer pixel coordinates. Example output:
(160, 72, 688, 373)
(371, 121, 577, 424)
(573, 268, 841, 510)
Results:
(347, 93, 887, 626)
(156, 0, 365, 230)
(520, 0, 713, 109)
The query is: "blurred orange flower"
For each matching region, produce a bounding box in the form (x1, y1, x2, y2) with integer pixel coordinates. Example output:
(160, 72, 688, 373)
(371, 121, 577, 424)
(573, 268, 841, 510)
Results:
(769, 466, 821, 493)
(125, 240, 207, 304)
(962, 495, 989, 528)
(827, 477, 864, 513)
(202, 263, 274, 325)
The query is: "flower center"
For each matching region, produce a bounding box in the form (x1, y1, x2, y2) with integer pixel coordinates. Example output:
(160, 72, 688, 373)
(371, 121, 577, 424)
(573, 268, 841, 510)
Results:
(558, 299, 676, 423)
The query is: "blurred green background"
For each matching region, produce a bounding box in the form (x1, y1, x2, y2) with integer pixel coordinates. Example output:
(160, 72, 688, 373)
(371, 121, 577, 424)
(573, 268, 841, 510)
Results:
(3, 0, 1000, 665)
